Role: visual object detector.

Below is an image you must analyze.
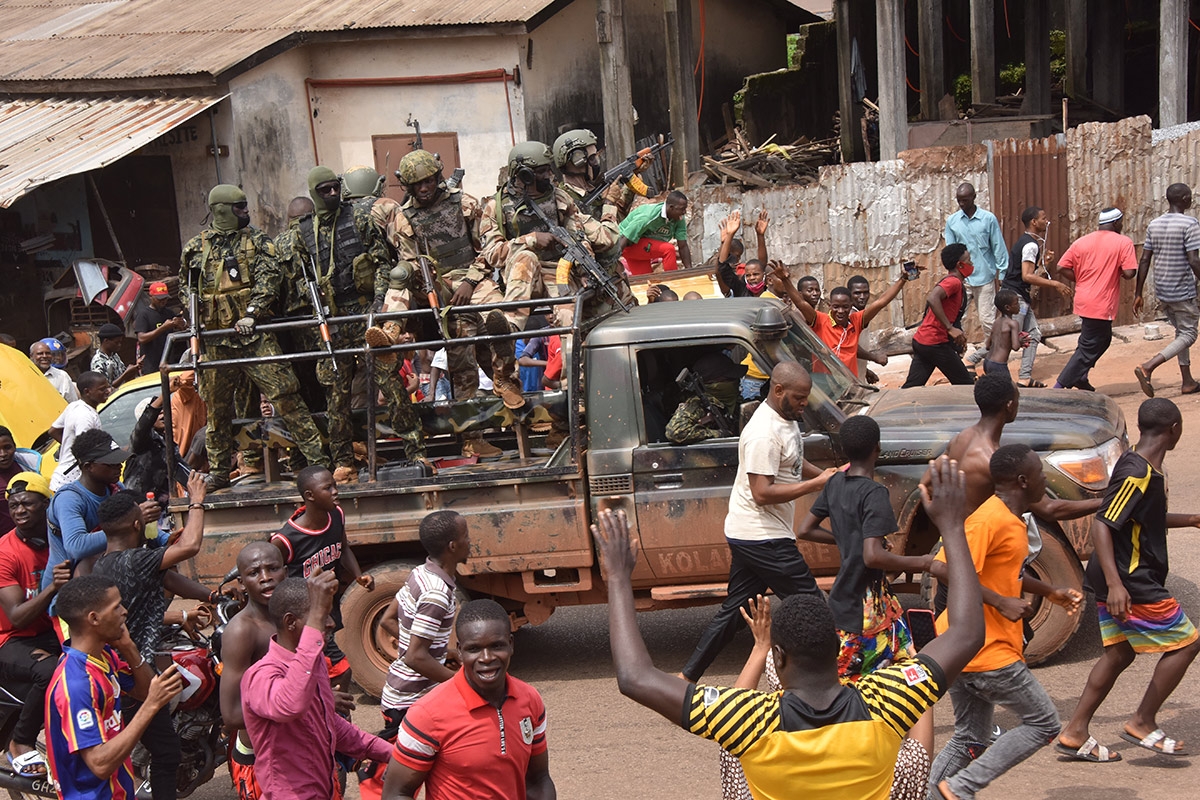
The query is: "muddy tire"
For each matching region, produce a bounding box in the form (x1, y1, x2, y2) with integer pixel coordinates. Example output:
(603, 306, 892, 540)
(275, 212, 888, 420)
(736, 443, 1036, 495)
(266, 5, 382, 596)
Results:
(1022, 528, 1084, 665)
(920, 523, 1084, 667)
(339, 560, 422, 699)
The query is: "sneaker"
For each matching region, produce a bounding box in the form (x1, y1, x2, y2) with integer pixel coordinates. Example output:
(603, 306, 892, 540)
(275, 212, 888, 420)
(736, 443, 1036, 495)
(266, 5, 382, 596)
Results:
(492, 377, 526, 410)
(462, 438, 503, 459)
(332, 465, 359, 484)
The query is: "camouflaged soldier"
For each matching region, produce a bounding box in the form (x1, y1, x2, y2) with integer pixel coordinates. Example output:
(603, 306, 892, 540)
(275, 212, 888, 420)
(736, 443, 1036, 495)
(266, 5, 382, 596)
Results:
(179, 184, 327, 489)
(366, 150, 525, 426)
(291, 166, 424, 482)
(665, 351, 746, 445)
(479, 142, 628, 331)
(552, 129, 633, 227)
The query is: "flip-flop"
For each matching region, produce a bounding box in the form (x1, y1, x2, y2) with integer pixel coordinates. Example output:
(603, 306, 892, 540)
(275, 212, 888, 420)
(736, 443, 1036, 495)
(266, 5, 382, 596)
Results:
(1119, 728, 1188, 756)
(1134, 366, 1155, 398)
(1019, 380, 1047, 388)
(6, 750, 47, 777)
(1054, 736, 1122, 763)
(1181, 384, 1200, 395)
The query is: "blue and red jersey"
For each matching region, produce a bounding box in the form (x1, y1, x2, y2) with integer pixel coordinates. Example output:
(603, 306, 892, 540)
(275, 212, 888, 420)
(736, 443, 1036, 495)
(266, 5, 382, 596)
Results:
(45, 644, 136, 800)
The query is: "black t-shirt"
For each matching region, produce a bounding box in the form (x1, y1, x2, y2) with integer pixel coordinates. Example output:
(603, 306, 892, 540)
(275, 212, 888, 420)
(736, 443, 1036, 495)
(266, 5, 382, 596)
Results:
(271, 506, 346, 578)
(1085, 451, 1171, 604)
(94, 547, 167, 656)
(810, 472, 898, 632)
(134, 304, 178, 375)
(1002, 232, 1040, 302)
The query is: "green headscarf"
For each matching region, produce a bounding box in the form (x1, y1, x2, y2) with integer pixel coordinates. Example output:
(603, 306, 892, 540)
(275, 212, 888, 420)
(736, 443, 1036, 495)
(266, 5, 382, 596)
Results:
(308, 166, 340, 219)
(707, 380, 740, 411)
(208, 184, 247, 233)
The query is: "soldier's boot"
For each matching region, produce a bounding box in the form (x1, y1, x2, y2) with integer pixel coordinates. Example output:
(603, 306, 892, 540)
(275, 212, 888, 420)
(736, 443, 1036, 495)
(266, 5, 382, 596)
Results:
(462, 437, 503, 459)
(365, 321, 404, 366)
(204, 473, 231, 491)
(484, 310, 525, 409)
(332, 465, 359, 484)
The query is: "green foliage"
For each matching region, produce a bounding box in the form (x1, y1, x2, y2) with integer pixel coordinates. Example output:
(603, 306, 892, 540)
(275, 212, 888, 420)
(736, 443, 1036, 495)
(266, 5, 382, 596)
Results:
(954, 73, 972, 111)
(999, 62, 1026, 92)
(787, 33, 800, 69)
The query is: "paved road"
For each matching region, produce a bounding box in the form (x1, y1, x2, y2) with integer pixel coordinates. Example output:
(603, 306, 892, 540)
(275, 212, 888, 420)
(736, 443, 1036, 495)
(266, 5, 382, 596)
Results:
(193, 325, 1200, 799)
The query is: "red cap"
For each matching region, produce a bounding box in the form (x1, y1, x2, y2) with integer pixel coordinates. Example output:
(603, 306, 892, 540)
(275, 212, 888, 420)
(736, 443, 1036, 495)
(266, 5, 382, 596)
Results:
(149, 282, 169, 297)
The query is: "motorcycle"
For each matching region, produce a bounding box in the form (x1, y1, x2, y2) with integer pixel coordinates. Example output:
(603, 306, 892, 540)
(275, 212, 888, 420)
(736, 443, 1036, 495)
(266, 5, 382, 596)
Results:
(133, 570, 243, 799)
(0, 682, 56, 799)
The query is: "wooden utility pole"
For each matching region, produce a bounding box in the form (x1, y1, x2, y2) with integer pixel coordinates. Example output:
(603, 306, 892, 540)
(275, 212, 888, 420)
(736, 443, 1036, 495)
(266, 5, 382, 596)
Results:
(663, 0, 700, 185)
(1023, 0, 1050, 118)
(969, 0, 995, 104)
(1160, 0, 1187, 127)
(835, 0, 865, 161)
(918, 0, 945, 120)
(597, 0, 636, 158)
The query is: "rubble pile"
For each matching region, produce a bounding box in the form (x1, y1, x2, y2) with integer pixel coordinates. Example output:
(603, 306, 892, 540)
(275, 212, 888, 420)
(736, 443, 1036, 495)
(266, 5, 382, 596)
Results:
(699, 131, 840, 190)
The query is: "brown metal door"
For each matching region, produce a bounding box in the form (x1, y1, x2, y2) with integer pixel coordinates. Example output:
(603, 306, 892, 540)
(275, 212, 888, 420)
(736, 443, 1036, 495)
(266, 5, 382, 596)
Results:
(990, 135, 1071, 320)
(372, 133, 461, 204)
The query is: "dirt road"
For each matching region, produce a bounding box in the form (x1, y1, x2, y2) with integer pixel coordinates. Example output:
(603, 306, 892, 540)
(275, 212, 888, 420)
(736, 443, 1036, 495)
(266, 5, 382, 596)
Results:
(203, 323, 1200, 799)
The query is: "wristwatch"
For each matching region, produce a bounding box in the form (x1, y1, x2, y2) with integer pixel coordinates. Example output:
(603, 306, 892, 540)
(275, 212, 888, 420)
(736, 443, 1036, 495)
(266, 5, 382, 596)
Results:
(246, 305, 258, 317)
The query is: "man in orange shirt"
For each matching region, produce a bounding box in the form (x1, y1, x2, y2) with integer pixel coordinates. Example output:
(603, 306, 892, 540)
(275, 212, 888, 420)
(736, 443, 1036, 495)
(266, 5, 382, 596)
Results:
(927, 444, 1082, 800)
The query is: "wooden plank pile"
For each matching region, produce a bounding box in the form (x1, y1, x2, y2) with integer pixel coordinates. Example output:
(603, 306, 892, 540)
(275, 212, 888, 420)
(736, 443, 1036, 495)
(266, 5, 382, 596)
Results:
(700, 131, 840, 190)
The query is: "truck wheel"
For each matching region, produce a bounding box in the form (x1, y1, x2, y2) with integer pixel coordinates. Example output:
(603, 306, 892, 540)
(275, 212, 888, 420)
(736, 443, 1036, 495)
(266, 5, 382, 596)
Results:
(1022, 528, 1084, 666)
(920, 525, 1084, 667)
(340, 560, 421, 699)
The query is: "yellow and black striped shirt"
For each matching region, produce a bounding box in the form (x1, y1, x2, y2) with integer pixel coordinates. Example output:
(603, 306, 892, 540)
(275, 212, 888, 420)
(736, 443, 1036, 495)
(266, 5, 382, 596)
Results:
(1086, 450, 1171, 604)
(683, 655, 945, 800)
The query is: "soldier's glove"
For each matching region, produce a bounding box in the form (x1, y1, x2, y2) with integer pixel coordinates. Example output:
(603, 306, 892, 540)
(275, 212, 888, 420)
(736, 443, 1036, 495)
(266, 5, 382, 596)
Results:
(369, 295, 385, 314)
(234, 316, 256, 335)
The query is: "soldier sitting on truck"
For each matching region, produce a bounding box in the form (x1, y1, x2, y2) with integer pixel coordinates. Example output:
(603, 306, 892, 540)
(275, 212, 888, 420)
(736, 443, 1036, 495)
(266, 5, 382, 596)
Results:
(291, 166, 424, 483)
(665, 350, 746, 445)
(552, 128, 633, 226)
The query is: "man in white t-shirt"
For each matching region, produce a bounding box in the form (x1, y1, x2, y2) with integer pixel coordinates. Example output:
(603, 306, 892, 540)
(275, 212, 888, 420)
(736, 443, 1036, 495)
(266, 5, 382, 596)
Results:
(681, 362, 836, 681)
(29, 340, 79, 402)
(48, 371, 111, 491)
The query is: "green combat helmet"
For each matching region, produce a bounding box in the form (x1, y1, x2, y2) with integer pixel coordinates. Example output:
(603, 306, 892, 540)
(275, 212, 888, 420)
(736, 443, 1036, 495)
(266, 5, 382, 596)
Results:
(395, 150, 442, 186)
(552, 129, 598, 169)
(342, 165, 386, 200)
(508, 141, 553, 173)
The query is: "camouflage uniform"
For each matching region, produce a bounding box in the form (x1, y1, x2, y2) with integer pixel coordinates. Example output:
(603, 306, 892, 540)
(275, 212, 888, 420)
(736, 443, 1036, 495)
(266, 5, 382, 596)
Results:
(292, 199, 424, 467)
(179, 226, 326, 483)
(665, 389, 736, 445)
(372, 188, 517, 401)
(478, 185, 628, 330)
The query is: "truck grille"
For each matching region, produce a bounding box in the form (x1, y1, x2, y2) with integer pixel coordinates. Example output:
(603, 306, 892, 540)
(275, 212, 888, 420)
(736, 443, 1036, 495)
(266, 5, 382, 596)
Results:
(589, 474, 634, 495)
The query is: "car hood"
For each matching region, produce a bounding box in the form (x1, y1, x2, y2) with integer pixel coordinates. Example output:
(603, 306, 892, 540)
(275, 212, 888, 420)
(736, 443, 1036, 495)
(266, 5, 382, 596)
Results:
(865, 386, 1125, 464)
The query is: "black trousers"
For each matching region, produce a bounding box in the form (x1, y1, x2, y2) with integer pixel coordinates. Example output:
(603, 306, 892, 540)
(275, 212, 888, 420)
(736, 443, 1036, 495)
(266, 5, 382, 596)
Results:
(681, 537, 820, 682)
(903, 340, 975, 388)
(0, 630, 60, 746)
(1057, 317, 1113, 388)
(122, 698, 181, 800)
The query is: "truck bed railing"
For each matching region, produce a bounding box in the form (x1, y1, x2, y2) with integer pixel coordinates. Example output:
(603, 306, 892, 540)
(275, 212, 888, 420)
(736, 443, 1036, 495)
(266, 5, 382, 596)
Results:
(157, 290, 600, 486)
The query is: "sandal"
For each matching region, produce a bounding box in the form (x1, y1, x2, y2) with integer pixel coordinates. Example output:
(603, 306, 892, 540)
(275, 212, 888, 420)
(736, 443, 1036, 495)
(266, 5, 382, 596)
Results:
(1054, 736, 1122, 763)
(1019, 380, 1046, 388)
(6, 751, 47, 777)
(1134, 366, 1155, 398)
(1120, 727, 1188, 756)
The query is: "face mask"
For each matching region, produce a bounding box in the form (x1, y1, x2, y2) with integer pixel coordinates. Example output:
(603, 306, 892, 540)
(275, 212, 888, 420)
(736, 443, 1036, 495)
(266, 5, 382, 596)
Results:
(534, 175, 553, 194)
(958, 263, 975, 278)
(211, 203, 241, 233)
(708, 380, 740, 410)
(745, 280, 766, 294)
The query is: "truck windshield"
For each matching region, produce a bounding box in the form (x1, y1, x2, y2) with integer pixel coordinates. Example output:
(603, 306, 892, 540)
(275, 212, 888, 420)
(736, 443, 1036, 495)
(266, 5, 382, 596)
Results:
(753, 313, 858, 432)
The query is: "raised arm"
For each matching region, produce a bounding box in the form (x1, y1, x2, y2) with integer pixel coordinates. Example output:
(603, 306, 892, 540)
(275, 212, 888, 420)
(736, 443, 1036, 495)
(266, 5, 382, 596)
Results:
(862, 274, 910, 326)
(595, 508, 690, 721)
(768, 260, 816, 324)
(160, 471, 206, 570)
(732, 595, 773, 690)
(754, 210, 769, 265)
(912, 457, 984, 683)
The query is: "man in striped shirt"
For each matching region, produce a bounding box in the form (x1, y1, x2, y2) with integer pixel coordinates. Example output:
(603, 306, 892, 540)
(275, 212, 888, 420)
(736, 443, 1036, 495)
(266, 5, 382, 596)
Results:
(380, 511, 471, 723)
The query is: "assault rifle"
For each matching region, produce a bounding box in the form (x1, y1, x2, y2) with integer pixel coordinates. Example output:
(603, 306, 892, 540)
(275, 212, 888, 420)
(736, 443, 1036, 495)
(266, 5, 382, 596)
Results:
(446, 167, 465, 191)
(186, 269, 202, 366)
(675, 367, 733, 437)
(581, 134, 673, 209)
(416, 236, 449, 340)
(521, 192, 631, 313)
(301, 254, 340, 376)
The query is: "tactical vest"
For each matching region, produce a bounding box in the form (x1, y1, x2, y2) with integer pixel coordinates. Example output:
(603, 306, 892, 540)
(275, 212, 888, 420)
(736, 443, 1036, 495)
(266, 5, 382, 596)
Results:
(298, 203, 366, 307)
(497, 189, 564, 260)
(198, 229, 257, 329)
(401, 190, 476, 271)
(562, 182, 603, 222)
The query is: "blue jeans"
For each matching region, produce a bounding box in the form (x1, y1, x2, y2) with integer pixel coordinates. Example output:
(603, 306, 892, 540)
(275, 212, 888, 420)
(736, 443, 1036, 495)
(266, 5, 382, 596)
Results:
(1013, 300, 1042, 382)
(926, 660, 1060, 800)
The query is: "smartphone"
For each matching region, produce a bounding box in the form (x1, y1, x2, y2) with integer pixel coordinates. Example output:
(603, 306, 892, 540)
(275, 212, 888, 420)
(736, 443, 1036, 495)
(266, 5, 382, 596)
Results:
(903, 260, 919, 281)
(905, 608, 937, 650)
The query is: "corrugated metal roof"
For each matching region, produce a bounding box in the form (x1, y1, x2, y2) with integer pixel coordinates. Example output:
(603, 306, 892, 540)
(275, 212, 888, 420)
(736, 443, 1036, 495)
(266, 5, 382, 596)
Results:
(0, 0, 557, 82)
(0, 92, 227, 207)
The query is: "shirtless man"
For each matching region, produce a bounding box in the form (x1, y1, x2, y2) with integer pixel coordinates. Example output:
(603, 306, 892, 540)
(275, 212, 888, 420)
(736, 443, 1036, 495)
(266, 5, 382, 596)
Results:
(219, 542, 287, 800)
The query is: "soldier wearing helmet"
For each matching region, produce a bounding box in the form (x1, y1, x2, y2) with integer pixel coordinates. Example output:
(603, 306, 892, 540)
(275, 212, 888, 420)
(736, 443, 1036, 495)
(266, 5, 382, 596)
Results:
(341, 165, 387, 201)
(289, 167, 424, 481)
(179, 185, 327, 490)
(479, 141, 628, 334)
(553, 128, 633, 225)
(367, 148, 514, 456)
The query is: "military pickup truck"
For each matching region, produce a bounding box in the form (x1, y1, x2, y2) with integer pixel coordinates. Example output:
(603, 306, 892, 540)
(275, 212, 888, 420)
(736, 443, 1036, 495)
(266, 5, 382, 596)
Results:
(173, 297, 1125, 697)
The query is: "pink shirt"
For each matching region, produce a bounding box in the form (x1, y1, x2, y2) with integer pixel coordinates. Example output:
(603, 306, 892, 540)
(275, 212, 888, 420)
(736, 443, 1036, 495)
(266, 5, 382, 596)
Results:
(1059, 229, 1138, 321)
(242, 626, 391, 800)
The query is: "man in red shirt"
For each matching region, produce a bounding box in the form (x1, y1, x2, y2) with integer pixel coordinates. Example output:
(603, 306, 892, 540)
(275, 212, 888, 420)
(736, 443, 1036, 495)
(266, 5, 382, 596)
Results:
(903, 244, 976, 387)
(383, 599, 555, 800)
(0, 472, 71, 776)
(1053, 207, 1138, 391)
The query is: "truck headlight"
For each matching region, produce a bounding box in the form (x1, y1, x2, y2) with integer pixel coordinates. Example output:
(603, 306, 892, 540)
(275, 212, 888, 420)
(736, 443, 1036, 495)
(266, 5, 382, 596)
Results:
(1045, 437, 1125, 490)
